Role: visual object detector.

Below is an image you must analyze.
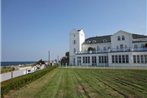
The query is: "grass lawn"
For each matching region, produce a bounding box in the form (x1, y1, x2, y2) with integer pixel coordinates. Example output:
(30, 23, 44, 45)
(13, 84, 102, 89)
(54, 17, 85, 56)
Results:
(5, 68, 147, 98)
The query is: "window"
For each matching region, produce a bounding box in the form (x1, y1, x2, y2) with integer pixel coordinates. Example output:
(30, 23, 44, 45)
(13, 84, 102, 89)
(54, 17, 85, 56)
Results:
(92, 40, 96, 43)
(83, 57, 86, 63)
(117, 46, 119, 49)
(74, 48, 76, 53)
(134, 45, 138, 49)
(118, 36, 120, 41)
(125, 45, 127, 49)
(97, 46, 100, 51)
(119, 55, 121, 63)
(103, 47, 106, 51)
(99, 56, 102, 63)
(92, 56, 97, 65)
(122, 35, 125, 40)
(126, 55, 129, 63)
(145, 55, 147, 63)
(112, 55, 129, 64)
(112, 55, 115, 63)
(120, 44, 123, 49)
(73, 40, 76, 44)
(104, 56, 108, 63)
(101, 56, 104, 63)
(87, 57, 90, 63)
(85, 57, 88, 63)
(115, 55, 118, 63)
(74, 34, 76, 37)
(122, 55, 125, 63)
(133, 55, 136, 63)
(141, 55, 144, 63)
(137, 55, 140, 63)
(134, 55, 147, 64)
(77, 57, 81, 65)
(103, 39, 107, 43)
(141, 44, 144, 48)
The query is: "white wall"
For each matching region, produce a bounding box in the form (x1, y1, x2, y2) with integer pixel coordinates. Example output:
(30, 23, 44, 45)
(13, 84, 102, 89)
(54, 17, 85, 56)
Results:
(111, 30, 132, 50)
(69, 29, 85, 65)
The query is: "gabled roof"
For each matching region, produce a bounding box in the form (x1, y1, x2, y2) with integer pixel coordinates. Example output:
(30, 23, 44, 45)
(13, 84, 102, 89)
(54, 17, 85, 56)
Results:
(132, 34, 147, 39)
(83, 35, 111, 44)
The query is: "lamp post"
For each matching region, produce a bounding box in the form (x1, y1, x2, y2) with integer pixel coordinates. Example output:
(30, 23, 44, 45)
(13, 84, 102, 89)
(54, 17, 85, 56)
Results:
(48, 51, 50, 66)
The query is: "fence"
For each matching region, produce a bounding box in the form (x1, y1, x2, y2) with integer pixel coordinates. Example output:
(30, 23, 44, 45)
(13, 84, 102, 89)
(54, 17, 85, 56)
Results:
(0, 69, 30, 82)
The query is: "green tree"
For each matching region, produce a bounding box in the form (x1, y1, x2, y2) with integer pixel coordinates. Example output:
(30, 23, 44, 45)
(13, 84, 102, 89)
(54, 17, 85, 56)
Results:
(61, 52, 69, 66)
(145, 43, 147, 48)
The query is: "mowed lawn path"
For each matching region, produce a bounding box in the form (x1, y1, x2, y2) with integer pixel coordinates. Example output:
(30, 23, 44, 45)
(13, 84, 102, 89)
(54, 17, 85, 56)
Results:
(6, 68, 147, 98)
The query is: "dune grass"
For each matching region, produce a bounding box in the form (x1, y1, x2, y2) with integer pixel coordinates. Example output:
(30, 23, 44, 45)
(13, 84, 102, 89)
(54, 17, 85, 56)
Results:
(5, 68, 147, 98)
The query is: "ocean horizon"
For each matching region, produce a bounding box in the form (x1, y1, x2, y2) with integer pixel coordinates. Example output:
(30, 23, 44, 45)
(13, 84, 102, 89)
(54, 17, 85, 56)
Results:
(1, 61, 36, 66)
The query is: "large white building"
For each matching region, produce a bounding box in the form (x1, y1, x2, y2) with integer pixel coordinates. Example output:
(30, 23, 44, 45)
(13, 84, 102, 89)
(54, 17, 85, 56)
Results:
(69, 29, 147, 67)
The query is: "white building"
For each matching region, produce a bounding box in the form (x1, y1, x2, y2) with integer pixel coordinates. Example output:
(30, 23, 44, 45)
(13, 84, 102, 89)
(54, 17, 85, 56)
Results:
(69, 29, 147, 67)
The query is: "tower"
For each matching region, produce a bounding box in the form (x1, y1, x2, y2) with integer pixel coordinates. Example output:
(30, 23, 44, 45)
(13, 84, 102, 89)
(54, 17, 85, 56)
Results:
(69, 29, 85, 65)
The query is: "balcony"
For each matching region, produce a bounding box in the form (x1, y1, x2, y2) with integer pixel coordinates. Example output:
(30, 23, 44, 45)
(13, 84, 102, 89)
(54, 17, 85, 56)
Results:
(76, 48, 147, 54)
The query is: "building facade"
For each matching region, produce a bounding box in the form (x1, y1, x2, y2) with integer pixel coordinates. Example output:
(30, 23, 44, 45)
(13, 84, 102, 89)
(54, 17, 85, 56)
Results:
(69, 29, 147, 67)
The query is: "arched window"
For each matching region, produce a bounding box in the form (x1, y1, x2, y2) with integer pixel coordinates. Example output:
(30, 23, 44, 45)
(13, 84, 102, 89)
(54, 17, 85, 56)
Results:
(88, 47, 96, 52)
(118, 36, 120, 41)
(122, 35, 125, 40)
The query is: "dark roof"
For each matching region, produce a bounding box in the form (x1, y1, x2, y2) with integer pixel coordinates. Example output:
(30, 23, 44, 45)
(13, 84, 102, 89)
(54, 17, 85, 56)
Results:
(83, 35, 111, 44)
(77, 29, 81, 32)
(132, 34, 147, 39)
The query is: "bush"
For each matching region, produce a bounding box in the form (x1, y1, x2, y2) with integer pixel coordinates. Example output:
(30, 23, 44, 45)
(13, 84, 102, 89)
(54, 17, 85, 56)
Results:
(1, 66, 57, 98)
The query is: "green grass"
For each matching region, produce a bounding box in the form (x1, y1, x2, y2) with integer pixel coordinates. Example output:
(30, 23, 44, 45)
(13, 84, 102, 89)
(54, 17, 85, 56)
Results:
(0, 66, 15, 73)
(4, 68, 147, 98)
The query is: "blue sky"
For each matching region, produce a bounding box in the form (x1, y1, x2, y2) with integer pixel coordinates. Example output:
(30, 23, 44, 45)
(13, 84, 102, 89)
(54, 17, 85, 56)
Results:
(2, 0, 146, 61)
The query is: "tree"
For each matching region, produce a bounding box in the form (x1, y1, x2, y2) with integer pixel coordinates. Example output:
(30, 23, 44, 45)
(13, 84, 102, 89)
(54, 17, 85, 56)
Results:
(60, 52, 69, 66)
(88, 47, 96, 52)
(65, 52, 69, 57)
(145, 43, 147, 48)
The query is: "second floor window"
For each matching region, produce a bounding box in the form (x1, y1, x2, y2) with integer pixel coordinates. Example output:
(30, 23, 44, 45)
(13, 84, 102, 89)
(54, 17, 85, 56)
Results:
(97, 46, 100, 51)
(122, 35, 125, 40)
(118, 36, 120, 41)
(120, 44, 123, 49)
(141, 44, 144, 48)
(103, 47, 106, 51)
(134, 45, 138, 49)
(73, 40, 76, 44)
(74, 48, 76, 53)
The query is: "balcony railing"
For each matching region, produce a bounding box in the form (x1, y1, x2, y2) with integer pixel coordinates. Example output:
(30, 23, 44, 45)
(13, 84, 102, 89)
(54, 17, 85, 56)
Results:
(76, 48, 147, 54)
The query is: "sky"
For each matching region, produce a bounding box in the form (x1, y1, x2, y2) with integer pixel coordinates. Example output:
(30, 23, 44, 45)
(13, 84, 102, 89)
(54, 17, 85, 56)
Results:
(1, 0, 146, 61)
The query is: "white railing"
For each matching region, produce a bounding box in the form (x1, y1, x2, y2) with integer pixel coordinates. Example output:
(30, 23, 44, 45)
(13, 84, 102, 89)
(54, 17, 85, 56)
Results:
(76, 48, 147, 54)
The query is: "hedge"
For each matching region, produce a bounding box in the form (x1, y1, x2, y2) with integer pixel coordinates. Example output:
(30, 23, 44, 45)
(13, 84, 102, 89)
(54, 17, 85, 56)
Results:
(1, 66, 57, 98)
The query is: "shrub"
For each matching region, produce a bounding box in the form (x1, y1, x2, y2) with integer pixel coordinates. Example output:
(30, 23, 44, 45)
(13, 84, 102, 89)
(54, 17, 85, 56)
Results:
(1, 66, 57, 98)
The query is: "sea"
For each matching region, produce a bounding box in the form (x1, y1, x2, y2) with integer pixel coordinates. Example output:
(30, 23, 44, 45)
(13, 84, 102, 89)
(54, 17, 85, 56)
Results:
(1, 61, 36, 66)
